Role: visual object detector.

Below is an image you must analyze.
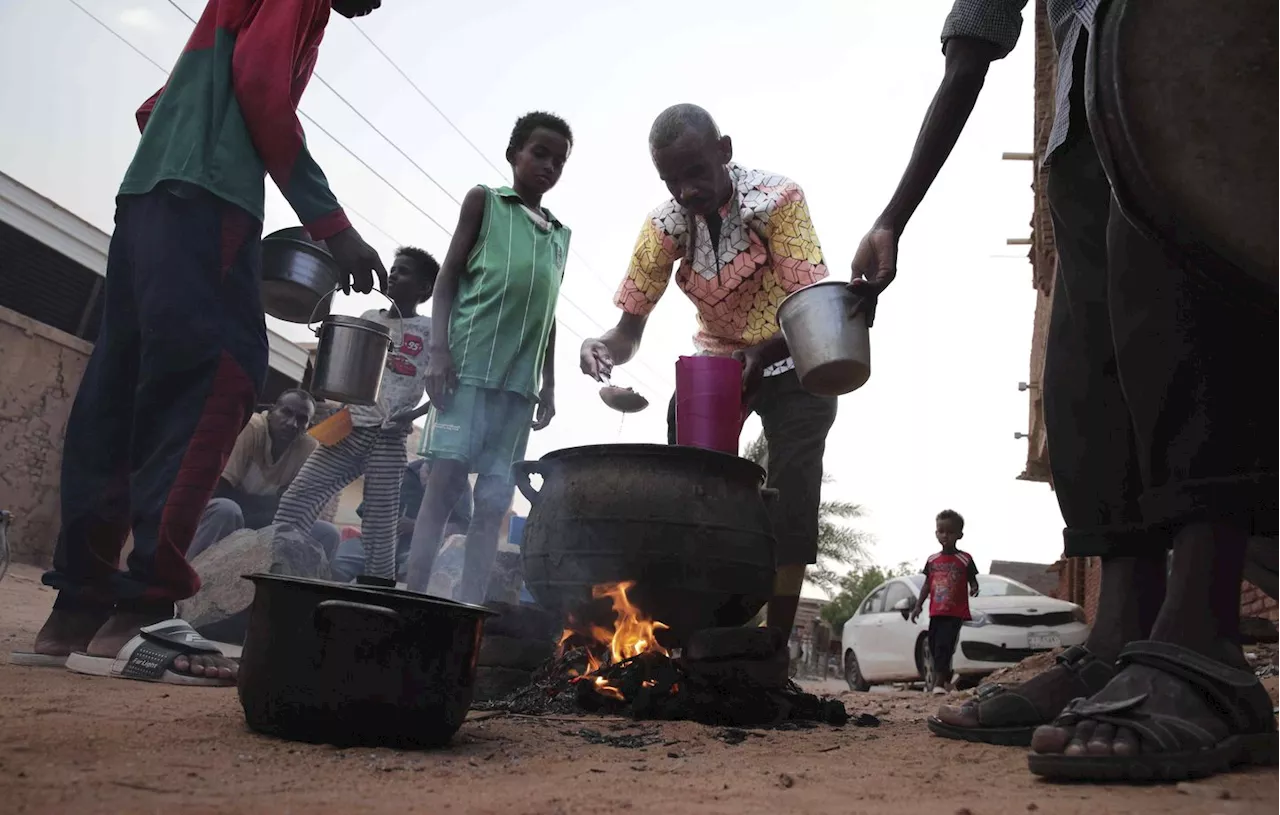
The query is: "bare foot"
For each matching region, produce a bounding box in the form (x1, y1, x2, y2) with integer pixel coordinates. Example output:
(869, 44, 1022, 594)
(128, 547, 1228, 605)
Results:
(87, 611, 237, 681)
(33, 608, 112, 657)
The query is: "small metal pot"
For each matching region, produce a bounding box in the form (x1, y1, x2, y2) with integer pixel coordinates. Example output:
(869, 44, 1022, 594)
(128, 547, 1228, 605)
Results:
(777, 280, 871, 396)
(237, 574, 494, 749)
(261, 227, 339, 324)
(307, 290, 403, 406)
(310, 314, 393, 406)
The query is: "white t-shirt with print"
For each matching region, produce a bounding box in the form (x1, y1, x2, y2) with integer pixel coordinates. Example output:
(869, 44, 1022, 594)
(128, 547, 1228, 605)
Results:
(347, 309, 433, 428)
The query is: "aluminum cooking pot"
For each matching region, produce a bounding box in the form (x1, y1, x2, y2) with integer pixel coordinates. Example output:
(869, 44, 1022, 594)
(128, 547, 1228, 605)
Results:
(237, 574, 494, 749)
(777, 280, 871, 396)
(260, 227, 340, 324)
(307, 289, 402, 406)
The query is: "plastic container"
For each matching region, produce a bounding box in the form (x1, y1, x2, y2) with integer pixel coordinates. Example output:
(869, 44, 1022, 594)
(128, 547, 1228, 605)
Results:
(675, 356, 747, 454)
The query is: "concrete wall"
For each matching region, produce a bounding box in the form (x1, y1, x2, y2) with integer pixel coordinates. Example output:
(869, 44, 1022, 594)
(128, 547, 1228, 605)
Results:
(0, 304, 90, 567)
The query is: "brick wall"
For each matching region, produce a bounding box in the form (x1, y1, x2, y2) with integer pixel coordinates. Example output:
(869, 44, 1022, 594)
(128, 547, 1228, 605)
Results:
(1241, 580, 1279, 622)
(1056, 556, 1278, 624)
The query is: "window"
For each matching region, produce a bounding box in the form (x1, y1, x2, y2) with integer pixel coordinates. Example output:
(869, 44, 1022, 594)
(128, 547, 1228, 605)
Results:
(883, 581, 915, 612)
(860, 587, 887, 615)
(977, 576, 1040, 597)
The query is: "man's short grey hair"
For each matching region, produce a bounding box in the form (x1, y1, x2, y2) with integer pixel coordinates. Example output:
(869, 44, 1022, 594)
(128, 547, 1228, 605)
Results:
(649, 104, 721, 150)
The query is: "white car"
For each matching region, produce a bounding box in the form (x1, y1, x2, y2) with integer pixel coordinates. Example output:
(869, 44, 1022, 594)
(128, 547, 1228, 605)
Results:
(839, 573, 1089, 691)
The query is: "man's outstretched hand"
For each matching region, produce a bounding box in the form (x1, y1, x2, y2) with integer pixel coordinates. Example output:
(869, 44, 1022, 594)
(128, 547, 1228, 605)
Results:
(848, 225, 899, 328)
(326, 226, 387, 295)
(580, 338, 614, 382)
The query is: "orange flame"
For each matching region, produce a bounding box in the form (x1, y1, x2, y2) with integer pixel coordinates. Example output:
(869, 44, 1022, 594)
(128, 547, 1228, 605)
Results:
(557, 581, 669, 699)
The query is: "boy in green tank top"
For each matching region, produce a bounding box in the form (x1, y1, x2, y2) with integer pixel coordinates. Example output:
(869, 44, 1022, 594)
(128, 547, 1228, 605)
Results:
(405, 112, 573, 605)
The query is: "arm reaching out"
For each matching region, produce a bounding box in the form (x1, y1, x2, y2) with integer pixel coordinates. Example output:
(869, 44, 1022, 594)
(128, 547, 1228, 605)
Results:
(851, 17, 1020, 305)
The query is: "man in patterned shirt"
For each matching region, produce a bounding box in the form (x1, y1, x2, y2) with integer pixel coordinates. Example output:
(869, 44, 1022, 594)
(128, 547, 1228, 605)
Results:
(579, 104, 837, 638)
(852, 0, 1276, 784)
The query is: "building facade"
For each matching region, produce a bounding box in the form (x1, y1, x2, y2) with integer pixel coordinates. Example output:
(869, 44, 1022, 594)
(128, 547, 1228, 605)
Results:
(0, 173, 310, 566)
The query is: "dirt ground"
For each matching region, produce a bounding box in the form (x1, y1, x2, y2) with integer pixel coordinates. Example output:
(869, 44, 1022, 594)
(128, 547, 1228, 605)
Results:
(1, 564, 1275, 815)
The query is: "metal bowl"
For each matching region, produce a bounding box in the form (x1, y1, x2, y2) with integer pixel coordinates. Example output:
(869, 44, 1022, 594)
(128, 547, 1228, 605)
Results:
(261, 227, 340, 324)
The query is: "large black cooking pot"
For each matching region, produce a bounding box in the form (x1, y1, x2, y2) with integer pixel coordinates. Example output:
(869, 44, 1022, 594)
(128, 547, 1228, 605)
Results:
(516, 444, 776, 645)
(237, 574, 493, 749)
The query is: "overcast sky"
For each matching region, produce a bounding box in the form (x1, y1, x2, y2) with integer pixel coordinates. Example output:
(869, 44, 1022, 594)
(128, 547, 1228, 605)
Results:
(1, 0, 1065, 595)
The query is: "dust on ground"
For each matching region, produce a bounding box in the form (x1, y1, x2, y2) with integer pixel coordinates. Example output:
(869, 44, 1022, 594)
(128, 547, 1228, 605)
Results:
(0, 564, 1275, 815)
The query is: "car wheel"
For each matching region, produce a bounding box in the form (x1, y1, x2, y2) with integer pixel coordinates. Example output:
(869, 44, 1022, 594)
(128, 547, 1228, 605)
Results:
(915, 636, 937, 691)
(844, 649, 870, 692)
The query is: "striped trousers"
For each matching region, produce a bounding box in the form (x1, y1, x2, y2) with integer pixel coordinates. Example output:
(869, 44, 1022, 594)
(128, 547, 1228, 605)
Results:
(274, 426, 406, 580)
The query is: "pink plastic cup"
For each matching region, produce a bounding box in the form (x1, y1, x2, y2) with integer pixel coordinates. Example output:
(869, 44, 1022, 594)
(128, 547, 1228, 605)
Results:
(675, 356, 747, 454)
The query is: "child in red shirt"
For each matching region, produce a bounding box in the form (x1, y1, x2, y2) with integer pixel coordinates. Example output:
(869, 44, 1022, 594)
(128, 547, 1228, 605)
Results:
(911, 509, 980, 692)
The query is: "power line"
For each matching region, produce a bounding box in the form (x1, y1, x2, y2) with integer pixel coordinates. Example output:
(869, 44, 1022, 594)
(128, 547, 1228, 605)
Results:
(72, 0, 667, 396)
(345, 17, 673, 388)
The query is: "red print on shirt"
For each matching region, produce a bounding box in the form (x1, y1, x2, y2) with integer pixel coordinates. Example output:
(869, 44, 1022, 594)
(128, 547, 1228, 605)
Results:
(386, 332, 424, 377)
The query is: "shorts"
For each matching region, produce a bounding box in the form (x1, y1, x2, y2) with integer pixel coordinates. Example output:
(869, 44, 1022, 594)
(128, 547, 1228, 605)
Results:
(424, 385, 534, 482)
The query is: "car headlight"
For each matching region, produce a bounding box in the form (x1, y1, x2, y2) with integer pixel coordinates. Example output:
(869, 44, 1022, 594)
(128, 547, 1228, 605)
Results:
(964, 611, 989, 627)
(1071, 606, 1087, 624)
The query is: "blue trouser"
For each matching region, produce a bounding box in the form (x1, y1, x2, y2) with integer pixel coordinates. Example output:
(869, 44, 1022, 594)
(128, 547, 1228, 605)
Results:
(44, 185, 268, 608)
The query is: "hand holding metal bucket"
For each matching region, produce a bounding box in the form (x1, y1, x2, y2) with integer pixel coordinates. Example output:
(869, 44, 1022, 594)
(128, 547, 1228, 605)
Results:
(305, 286, 403, 406)
(777, 280, 872, 396)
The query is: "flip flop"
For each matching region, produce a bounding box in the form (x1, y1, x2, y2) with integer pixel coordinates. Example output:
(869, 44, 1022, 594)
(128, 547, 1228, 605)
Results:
(1028, 640, 1279, 782)
(927, 645, 1115, 747)
(8, 652, 71, 668)
(64, 619, 236, 687)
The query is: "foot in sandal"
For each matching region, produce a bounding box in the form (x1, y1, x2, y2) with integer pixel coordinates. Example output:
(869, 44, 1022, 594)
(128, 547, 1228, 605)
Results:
(66, 606, 238, 685)
(10, 607, 113, 667)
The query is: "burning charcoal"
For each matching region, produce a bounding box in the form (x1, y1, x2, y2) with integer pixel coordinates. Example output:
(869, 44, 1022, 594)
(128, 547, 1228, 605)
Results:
(685, 626, 786, 661)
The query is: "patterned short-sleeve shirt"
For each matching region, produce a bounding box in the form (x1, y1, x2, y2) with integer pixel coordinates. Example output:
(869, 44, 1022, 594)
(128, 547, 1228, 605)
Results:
(614, 163, 828, 376)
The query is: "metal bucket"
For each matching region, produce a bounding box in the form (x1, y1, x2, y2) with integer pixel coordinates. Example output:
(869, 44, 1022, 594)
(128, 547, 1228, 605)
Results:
(260, 227, 339, 324)
(777, 280, 871, 396)
(310, 315, 393, 405)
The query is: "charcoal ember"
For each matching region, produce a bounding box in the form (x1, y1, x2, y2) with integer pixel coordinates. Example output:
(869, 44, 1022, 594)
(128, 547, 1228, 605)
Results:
(473, 666, 533, 703)
(478, 635, 556, 671)
(682, 650, 790, 689)
(685, 626, 786, 661)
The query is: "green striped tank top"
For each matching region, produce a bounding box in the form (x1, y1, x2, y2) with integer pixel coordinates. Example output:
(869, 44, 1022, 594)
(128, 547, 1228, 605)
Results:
(450, 186, 570, 402)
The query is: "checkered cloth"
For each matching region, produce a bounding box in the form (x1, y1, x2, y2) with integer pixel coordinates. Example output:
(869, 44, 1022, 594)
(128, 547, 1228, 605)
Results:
(941, 0, 1104, 162)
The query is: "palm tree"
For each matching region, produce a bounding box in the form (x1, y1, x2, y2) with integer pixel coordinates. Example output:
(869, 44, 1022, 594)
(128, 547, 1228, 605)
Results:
(741, 432, 873, 595)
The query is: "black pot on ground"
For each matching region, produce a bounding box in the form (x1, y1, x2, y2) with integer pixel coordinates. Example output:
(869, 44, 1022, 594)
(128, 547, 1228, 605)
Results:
(516, 444, 777, 645)
(237, 574, 493, 749)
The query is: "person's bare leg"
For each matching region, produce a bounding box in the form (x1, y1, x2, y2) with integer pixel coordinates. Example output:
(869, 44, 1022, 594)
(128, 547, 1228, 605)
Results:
(457, 476, 513, 607)
(767, 563, 806, 639)
(937, 552, 1165, 728)
(404, 459, 469, 593)
(1032, 523, 1250, 757)
(32, 604, 113, 658)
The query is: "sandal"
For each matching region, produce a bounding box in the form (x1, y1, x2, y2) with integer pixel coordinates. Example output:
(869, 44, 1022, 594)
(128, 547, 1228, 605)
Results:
(927, 645, 1115, 746)
(1028, 640, 1278, 782)
(64, 619, 236, 687)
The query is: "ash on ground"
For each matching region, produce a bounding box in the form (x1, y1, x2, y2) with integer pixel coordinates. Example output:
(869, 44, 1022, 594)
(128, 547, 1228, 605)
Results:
(475, 647, 850, 728)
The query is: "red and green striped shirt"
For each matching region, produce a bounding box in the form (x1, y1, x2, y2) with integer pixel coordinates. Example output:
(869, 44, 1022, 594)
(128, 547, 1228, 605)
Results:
(119, 0, 350, 239)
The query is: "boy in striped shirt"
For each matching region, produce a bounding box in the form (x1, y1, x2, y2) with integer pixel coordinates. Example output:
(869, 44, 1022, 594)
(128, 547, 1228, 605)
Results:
(405, 112, 573, 605)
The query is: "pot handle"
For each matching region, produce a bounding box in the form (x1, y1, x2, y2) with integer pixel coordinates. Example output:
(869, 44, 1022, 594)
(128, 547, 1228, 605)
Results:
(760, 487, 781, 504)
(313, 599, 403, 640)
(513, 460, 544, 506)
(306, 285, 406, 351)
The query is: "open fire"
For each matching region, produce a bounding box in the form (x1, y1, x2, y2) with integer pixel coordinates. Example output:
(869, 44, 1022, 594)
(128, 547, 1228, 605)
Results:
(557, 581, 671, 702)
(479, 582, 850, 728)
